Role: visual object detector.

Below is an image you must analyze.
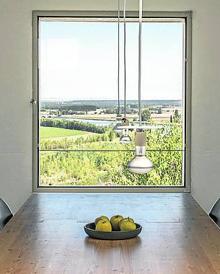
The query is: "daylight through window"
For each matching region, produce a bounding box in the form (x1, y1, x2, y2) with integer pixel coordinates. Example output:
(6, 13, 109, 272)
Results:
(37, 15, 187, 187)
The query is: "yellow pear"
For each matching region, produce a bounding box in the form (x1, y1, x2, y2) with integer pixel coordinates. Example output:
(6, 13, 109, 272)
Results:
(110, 215, 124, 231)
(119, 217, 134, 225)
(119, 217, 136, 232)
(95, 220, 112, 232)
(95, 215, 109, 225)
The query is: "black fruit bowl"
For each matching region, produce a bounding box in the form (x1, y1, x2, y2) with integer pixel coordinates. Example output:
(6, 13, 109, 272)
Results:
(84, 222, 142, 240)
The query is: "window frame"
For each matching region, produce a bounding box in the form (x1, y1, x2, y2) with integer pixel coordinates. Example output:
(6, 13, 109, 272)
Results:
(32, 10, 192, 193)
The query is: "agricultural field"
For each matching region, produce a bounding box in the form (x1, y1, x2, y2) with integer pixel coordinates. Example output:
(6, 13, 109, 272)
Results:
(40, 127, 89, 139)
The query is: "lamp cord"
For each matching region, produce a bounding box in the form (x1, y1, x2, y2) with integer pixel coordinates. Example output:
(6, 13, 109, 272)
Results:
(123, 0, 127, 119)
(138, 0, 143, 126)
(117, 0, 120, 117)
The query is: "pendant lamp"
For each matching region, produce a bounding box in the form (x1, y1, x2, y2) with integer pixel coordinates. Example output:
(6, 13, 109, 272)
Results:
(116, 0, 121, 119)
(119, 0, 131, 144)
(127, 0, 153, 174)
(128, 130, 153, 174)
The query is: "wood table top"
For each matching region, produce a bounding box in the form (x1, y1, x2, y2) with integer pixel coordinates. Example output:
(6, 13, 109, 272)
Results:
(0, 193, 219, 274)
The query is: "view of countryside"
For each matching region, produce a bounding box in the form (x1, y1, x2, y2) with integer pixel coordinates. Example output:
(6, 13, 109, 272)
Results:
(39, 19, 185, 187)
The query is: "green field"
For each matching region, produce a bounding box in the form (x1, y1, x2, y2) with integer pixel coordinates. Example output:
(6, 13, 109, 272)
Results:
(40, 127, 88, 139)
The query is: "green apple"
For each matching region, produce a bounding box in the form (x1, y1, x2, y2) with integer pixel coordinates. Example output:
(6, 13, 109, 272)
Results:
(110, 215, 124, 231)
(119, 217, 136, 231)
(120, 217, 134, 224)
(95, 215, 109, 225)
(95, 220, 112, 232)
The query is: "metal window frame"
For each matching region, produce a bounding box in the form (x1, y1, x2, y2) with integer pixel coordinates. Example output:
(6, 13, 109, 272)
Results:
(32, 10, 192, 193)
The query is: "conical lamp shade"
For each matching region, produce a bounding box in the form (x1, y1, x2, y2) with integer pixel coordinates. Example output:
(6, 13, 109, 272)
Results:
(120, 134, 131, 144)
(120, 129, 131, 144)
(128, 156, 153, 174)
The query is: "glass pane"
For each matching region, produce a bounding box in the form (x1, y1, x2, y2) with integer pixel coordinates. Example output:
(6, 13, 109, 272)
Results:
(39, 20, 184, 150)
(38, 18, 185, 187)
(40, 123, 182, 151)
(40, 151, 183, 187)
(39, 21, 122, 149)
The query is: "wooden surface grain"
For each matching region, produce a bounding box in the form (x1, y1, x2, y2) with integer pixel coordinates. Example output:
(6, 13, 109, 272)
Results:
(0, 193, 219, 274)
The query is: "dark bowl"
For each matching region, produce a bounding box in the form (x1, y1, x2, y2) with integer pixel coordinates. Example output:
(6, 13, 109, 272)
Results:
(84, 222, 142, 240)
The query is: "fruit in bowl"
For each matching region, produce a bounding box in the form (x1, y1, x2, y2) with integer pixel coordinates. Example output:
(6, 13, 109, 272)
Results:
(85, 215, 141, 240)
(94, 215, 137, 232)
(95, 215, 109, 225)
(95, 219, 112, 232)
(110, 215, 124, 231)
(119, 217, 136, 232)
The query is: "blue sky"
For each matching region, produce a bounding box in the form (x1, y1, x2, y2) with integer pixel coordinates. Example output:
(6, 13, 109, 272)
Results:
(39, 21, 184, 101)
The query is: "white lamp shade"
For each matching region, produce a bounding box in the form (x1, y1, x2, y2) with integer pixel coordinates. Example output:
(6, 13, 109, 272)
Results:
(120, 128, 131, 144)
(127, 130, 153, 174)
(128, 155, 153, 174)
(120, 134, 131, 144)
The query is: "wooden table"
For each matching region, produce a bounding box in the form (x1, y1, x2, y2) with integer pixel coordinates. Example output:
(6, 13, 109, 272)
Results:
(0, 193, 219, 274)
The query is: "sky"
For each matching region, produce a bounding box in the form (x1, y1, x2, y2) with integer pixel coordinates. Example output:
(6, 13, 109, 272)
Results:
(39, 20, 184, 101)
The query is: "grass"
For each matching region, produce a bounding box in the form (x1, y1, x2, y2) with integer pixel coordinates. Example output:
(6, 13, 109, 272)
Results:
(40, 126, 88, 139)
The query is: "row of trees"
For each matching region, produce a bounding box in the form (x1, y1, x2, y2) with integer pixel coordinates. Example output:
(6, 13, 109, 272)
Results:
(41, 118, 105, 134)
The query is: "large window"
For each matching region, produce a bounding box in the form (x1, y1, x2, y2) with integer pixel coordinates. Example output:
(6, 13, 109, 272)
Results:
(33, 11, 191, 189)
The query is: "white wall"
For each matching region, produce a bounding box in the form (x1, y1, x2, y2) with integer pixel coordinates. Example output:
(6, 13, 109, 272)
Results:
(0, 0, 219, 213)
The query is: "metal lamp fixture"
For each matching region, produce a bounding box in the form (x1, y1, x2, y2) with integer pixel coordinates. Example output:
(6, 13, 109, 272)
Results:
(116, 0, 121, 119)
(128, 130, 153, 174)
(120, 129, 131, 144)
(127, 0, 153, 174)
(118, 0, 132, 144)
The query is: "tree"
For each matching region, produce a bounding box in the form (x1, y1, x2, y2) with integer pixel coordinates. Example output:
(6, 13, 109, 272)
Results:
(141, 108, 151, 122)
(173, 109, 181, 123)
